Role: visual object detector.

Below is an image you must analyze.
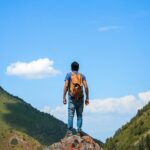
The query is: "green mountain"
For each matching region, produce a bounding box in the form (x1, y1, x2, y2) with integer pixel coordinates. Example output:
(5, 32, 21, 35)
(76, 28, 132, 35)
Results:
(0, 86, 68, 150)
(104, 101, 150, 150)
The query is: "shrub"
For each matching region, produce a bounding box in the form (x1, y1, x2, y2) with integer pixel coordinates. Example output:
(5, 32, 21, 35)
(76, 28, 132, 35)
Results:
(10, 138, 18, 145)
(37, 146, 43, 150)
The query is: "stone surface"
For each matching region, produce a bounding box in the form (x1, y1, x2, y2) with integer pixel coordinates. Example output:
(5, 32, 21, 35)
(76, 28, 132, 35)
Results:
(44, 135, 103, 150)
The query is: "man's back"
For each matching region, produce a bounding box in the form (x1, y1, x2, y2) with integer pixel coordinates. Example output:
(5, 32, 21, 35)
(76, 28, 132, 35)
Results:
(65, 71, 86, 99)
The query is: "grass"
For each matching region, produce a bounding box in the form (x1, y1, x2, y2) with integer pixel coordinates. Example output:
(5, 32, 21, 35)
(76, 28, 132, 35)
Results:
(0, 86, 67, 149)
(104, 102, 150, 150)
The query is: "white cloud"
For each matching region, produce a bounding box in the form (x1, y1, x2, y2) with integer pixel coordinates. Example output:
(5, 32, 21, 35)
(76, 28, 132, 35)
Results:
(85, 91, 150, 114)
(41, 106, 51, 114)
(41, 105, 67, 122)
(85, 95, 141, 114)
(40, 91, 150, 141)
(41, 90, 150, 119)
(138, 91, 150, 104)
(98, 26, 121, 32)
(6, 58, 61, 79)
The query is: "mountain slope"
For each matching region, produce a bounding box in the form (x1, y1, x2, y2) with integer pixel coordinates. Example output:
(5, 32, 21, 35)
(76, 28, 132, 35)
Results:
(104, 101, 150, 150)
(0, 86, 103, 150)
(0, 86, 68, 150)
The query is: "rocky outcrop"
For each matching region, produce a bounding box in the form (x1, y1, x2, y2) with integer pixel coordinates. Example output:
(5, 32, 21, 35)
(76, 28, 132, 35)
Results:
(44, 135, 103, 150)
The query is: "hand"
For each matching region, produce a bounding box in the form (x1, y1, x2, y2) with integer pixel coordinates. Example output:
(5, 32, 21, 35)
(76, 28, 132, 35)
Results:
(85, 99, 89, 105)
(63, 98, 67, 105)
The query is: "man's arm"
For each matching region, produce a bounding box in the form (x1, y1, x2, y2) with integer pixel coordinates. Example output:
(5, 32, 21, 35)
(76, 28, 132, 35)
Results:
(63, 80, 69, 104)
(83, 80, 89, 105)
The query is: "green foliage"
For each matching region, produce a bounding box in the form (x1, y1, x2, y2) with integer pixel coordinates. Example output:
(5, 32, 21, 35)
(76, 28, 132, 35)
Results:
(105, 138, 116, 150)
(10, 138, 18, 145)
(0, 86, 67, 149)
(36, 146, 43, 150)
(137, 135, 150, 150)
(104, 101, 150, 150)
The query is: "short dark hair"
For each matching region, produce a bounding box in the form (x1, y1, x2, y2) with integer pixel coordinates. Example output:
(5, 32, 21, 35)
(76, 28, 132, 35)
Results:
(71, 61, 79, 71)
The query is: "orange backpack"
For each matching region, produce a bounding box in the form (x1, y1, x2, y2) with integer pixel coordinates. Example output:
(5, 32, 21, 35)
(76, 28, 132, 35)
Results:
(69, 72, 83, 99)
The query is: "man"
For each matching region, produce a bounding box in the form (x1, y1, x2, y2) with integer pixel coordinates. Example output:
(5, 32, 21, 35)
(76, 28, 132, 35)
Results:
(63, 61, 89, 136)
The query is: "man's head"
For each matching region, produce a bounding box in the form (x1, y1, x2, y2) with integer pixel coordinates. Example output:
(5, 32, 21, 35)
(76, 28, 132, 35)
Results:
(71, 61, 79, 71)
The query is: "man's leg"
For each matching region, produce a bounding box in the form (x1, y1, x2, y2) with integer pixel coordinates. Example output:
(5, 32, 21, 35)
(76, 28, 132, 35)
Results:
(68, 98, 75, 134)
(76, 100, 84, 133)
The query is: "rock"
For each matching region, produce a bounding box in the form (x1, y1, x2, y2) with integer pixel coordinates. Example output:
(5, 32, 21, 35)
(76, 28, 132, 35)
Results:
(44, 135, 103, 150)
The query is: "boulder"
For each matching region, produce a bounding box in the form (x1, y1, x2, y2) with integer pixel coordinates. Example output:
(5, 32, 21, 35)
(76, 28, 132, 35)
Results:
(44, 135, 103, 150)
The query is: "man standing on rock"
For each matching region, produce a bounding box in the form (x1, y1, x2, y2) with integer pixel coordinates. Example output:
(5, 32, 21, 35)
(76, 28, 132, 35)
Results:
(63, 61, 89, 136)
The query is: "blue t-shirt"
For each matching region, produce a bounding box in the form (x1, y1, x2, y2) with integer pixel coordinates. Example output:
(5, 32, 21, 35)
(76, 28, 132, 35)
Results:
(65, 71, 86, 82)
(65, 71, 86, 97)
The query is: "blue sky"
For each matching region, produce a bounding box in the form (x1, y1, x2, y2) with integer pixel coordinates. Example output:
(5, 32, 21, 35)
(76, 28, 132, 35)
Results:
(1, 0, 150, 142)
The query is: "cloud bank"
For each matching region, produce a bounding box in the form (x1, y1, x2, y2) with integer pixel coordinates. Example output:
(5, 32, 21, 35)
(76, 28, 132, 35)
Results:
(41, 91, 150, 141)
(6, 58, 61, 79)
(42, 91, 150, 117)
